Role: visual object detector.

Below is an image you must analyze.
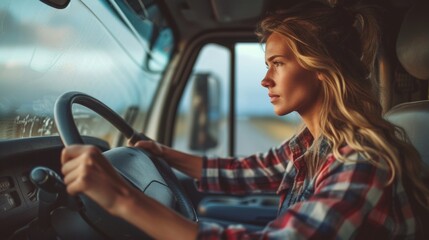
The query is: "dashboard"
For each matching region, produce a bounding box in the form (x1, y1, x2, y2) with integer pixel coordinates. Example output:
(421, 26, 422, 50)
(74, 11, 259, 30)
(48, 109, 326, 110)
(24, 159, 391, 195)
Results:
(0, 136, 109, 238)
(0, 162, 40, 236)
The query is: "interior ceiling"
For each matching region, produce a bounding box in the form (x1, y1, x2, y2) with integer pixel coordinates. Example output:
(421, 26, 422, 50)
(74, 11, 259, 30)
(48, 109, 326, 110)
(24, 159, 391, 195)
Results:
(174, 0, 311, 24)
(161, 0, 414, 42)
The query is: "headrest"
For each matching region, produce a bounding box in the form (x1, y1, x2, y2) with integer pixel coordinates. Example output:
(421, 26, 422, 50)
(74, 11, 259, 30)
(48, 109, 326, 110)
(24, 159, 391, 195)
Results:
(396, 1, 429, 80)
(385, 100, 429, 166)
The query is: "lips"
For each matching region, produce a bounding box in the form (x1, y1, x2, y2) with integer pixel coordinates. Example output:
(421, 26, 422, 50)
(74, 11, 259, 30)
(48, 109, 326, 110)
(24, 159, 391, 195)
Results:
(268, 93, 280, 103)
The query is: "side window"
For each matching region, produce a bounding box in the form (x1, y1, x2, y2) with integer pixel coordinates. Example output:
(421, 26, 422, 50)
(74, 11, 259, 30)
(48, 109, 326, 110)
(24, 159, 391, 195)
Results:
(173, 44, 231, 156)
(172, 42, 301, 157)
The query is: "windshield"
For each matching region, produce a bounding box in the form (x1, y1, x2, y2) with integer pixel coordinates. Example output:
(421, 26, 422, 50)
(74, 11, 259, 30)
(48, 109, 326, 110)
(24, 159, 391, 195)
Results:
(0, 0, 174, 146)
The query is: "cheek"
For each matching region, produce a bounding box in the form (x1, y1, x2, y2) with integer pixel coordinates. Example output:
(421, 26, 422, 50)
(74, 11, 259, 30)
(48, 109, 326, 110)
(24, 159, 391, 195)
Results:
(281, 70, 317, 95)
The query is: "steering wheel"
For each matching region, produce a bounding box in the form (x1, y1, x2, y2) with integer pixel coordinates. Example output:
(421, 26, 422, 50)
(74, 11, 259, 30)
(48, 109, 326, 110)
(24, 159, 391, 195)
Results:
(51, 91, 197, 239)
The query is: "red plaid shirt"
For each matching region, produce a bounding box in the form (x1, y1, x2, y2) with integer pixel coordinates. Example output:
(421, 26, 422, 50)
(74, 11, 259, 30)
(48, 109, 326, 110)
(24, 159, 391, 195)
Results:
(197, 128, 416, 239)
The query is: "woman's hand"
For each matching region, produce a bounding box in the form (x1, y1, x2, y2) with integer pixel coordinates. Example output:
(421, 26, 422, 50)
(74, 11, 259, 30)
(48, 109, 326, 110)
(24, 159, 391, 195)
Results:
(60, 145, 133, 215)
(128, 140, 165, 158)
(129, 138, 203, 180)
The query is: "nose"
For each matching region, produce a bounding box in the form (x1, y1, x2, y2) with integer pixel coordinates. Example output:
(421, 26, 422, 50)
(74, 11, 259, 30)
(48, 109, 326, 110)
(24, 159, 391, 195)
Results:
(261, 75, 274, 88)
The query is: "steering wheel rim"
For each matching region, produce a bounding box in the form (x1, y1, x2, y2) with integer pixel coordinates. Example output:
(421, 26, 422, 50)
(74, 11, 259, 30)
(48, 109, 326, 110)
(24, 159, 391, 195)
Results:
(53, 91, 197, 237)
(54, 91, 141, 145)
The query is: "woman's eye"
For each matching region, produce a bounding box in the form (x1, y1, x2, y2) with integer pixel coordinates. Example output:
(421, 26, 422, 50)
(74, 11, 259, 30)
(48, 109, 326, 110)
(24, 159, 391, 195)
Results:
(273, 61, 283, 67)
(266, 61, 283, 69)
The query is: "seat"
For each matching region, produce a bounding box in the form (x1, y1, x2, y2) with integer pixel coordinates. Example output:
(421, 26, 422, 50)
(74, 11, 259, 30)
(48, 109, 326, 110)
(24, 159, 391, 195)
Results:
(383, 1, 429, 238)
(385, 101, 429, 166)
(384, 0, 429, 167)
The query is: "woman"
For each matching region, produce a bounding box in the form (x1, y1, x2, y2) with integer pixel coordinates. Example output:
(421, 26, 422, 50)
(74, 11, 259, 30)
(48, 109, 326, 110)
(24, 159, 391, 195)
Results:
(61, 0, 429, 239)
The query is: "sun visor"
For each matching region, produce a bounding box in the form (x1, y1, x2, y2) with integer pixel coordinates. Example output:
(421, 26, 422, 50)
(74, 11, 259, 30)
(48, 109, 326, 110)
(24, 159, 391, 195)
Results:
(210, 0, 265, 22)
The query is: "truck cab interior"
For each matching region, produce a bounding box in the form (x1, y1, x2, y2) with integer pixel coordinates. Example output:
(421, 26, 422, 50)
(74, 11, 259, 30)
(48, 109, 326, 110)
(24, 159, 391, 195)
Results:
(0, 0, 428, 239)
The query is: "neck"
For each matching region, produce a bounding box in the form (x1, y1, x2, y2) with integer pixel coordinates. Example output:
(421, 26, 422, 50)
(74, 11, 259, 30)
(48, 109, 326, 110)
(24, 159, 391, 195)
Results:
(302, 114, 320, 139)
(299, 93, 323, 139)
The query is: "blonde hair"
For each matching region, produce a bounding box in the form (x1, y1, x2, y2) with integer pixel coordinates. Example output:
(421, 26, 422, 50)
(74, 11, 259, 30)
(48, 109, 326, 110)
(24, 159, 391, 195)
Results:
(256, 1, 429, 209)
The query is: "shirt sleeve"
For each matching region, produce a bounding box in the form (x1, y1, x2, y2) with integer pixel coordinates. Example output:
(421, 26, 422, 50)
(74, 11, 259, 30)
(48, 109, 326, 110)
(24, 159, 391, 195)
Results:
(197, 153, 394, 240)
(197, 144, 290, 195)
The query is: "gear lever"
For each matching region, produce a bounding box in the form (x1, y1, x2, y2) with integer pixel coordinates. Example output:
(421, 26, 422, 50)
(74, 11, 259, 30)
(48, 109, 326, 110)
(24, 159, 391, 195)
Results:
(29, 167, 66, 231)
(30, 167, 66, 193)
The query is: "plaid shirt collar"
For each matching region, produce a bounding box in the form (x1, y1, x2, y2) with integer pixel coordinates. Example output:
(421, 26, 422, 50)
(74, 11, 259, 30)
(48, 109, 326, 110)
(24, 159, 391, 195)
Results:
(277, 128, 331, 194)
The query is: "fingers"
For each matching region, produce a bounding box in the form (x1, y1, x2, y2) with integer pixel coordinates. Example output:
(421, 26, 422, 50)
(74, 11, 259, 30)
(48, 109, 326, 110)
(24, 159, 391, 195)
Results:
(133, 140, 152, 149)
(65, 169, 97, 196)
(59, 145, 133, 214)
(127, 138, 137, 147)
(61, 145, 101, 165)
(133, 140, 163, 157)
(62, 145, 117, 176)
(62, 159, 81, 185)
(61, 144, 121, 182)
(65, 172, 87, 195)
(61, 145, 103, 195)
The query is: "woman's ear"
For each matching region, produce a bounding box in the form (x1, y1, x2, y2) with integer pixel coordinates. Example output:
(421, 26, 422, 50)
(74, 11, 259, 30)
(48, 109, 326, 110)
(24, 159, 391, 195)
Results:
(316, 72, 324, 81)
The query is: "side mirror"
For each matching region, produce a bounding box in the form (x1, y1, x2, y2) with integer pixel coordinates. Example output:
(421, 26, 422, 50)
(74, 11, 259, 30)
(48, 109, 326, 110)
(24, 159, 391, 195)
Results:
(40, 0, 70, 9)
(189, 73, 221, 152)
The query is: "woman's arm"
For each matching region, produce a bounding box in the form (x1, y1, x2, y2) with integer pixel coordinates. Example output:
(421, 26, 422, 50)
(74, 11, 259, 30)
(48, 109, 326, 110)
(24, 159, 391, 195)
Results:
(61, 144, 198, 240)
(196, 153, 401, 239)
(131, 140, 289, 195)
(131, 140, 203, 180)
(114, 185, 198, 240)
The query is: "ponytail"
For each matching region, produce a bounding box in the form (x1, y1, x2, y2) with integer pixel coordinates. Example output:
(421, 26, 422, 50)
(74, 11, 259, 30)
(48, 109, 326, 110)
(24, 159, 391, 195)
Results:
(351, 4, 381, 74)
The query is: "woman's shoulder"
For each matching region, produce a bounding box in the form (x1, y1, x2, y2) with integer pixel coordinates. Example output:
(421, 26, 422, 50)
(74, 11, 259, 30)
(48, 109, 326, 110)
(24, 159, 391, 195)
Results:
(316, 144, 391, 186)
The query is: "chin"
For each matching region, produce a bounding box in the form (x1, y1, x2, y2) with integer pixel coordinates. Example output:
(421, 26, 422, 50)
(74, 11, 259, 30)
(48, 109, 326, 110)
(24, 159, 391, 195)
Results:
(273, 107, 292, 116)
